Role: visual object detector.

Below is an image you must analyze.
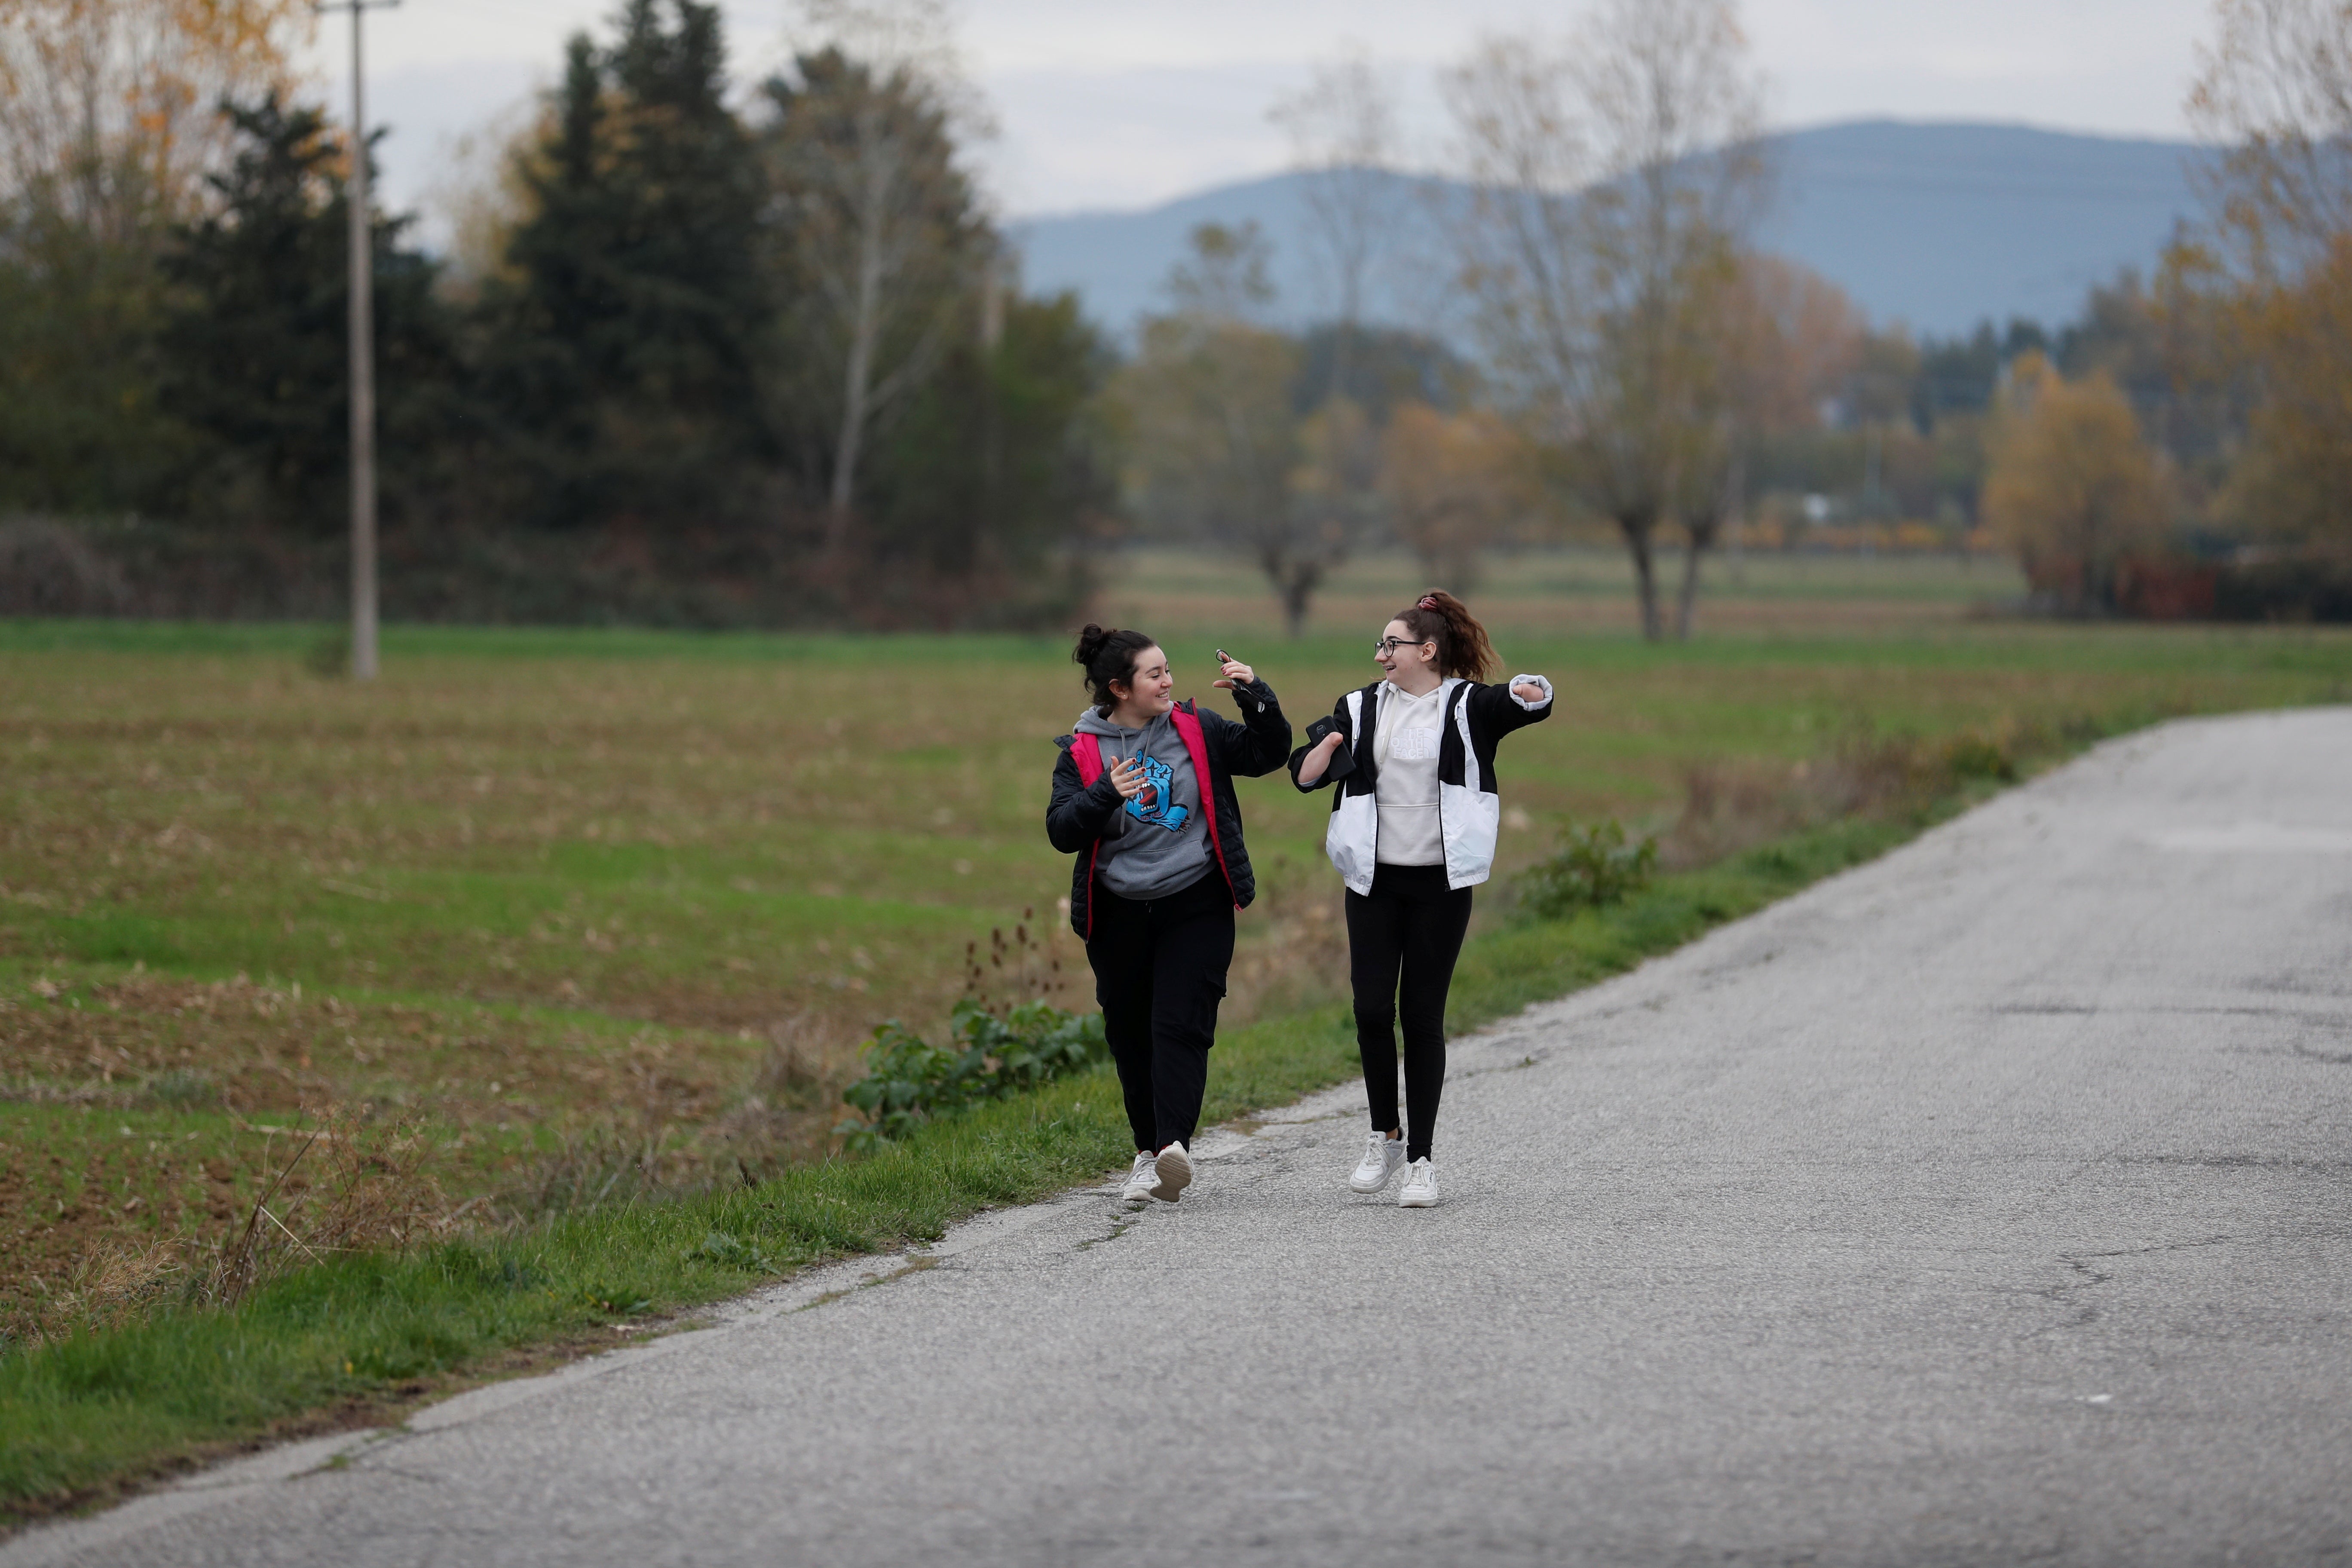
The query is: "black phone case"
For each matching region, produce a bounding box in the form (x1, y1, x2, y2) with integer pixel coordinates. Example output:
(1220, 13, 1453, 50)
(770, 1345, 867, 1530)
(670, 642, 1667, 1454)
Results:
(1302, 715, 1355, 782)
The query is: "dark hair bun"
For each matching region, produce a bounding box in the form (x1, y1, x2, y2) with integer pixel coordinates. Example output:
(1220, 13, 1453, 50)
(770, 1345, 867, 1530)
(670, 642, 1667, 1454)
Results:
(1071, 625, 1159, 715)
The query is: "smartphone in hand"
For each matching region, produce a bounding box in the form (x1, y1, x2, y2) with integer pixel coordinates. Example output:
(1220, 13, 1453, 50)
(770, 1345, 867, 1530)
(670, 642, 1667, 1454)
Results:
(1305, 714, 1339, 747)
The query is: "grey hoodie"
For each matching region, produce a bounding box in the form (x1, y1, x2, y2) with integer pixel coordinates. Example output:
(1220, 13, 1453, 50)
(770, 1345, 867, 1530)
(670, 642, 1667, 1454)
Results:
(1074, 707, 1214, 900)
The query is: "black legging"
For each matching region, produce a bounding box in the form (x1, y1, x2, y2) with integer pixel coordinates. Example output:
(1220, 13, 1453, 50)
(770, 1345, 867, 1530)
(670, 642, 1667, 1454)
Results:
(1086, 870, 1235, 1153)
(1346, 863, 1474, 1163)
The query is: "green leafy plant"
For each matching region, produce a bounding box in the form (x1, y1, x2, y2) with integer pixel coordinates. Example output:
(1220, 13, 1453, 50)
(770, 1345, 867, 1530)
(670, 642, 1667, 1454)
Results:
(837, 998, 1109, 1149)
(1516, 819, 1660, 918)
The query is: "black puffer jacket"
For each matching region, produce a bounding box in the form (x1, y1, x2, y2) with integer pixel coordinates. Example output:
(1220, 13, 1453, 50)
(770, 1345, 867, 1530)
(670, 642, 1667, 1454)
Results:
(1046, 680, 1292, 939)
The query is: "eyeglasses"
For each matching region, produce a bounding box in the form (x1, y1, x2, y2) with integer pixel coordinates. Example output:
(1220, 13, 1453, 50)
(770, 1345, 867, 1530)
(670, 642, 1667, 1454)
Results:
(1374, 637, 1432, 656)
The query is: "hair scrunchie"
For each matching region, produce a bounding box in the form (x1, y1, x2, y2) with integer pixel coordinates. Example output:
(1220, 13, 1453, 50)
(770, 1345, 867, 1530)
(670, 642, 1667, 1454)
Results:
(1417, 594, 1439, 610)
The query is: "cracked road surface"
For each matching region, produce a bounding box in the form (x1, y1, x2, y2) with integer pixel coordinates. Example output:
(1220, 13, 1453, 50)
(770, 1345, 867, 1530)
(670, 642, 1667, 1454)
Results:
(12, 709, 2352, 1566)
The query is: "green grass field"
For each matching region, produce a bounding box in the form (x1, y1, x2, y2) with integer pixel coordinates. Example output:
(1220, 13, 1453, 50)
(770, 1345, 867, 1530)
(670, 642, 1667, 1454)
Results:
(2, 547, 2348, 1513)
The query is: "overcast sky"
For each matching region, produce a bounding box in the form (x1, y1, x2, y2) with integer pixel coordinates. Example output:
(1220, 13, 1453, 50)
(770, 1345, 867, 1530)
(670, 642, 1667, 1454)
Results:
(316, 0, 2220, 235)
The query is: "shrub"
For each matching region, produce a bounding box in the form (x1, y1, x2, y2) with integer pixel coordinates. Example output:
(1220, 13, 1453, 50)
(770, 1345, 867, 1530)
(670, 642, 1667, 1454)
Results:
(1516, 820, 1660, 918)
(1939, 733, 2017, 783)
(837, 998, 1108, 1148)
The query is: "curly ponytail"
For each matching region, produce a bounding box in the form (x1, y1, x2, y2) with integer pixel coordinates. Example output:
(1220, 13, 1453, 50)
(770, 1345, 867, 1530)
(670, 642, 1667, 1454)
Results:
(1072, 624, 1160, 714)
(1394, 590, 1497, 682)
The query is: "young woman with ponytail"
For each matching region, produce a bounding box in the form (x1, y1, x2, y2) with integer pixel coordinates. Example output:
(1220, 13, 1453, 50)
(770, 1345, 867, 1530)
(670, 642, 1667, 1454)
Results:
(1048, 625, 1292, 1204)
(1290, 591, 1553, 1207)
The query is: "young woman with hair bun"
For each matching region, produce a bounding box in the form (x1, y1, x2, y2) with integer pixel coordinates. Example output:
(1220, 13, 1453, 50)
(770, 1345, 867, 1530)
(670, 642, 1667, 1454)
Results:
(1047, 625, 1292, 1204)
(1290, 590, 1553, 1207)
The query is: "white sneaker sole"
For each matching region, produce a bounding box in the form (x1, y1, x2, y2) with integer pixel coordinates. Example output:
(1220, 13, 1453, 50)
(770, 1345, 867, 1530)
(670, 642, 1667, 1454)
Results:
(1152, 1145, 1193, 1202)
(1348, 1160, 1402, 1194)
(1398, 1185, 1438, 1208)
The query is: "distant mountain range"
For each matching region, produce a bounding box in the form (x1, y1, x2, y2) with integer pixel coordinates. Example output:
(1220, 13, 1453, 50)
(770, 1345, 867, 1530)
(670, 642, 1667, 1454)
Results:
(1006, 120, 2218, 342)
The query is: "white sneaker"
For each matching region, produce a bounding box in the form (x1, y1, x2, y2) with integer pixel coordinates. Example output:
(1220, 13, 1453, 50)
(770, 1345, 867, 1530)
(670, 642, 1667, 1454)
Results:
(1120, 1150, 1157, 1204)
(1398, 1157, 1439, 1208)
(1348, 1132, 1406, 1194)
(1152, 1141, 1194, 1202)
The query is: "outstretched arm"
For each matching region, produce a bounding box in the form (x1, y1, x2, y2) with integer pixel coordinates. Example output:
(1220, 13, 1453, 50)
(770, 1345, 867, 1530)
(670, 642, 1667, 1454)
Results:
(1466, 674, 1555, 737)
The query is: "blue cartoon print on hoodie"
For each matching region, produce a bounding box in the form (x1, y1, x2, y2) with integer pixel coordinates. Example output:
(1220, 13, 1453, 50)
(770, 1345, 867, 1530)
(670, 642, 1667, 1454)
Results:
(1125, 752, 1189, 833)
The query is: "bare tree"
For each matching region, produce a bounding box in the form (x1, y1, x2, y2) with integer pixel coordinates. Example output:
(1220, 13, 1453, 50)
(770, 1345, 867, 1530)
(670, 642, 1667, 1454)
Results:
(1162, 217, 1277, 322)
(767, 0, 991, 554)
(1115, 222, 1365, 636)
(1270, 45, 1400, 402)
(1443, 0, 1768, 640)
(2188, 0, 2352, 274)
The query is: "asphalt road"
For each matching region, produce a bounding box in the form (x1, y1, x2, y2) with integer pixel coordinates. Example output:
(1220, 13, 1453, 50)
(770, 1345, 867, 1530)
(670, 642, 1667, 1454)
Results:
(14, 709, 2352, 1568)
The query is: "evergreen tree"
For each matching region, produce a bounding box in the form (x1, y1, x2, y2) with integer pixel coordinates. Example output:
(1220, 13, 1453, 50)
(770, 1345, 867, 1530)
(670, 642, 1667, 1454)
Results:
(481, 0, 769, 532)
(0, 187, 188, 515)
(156, 95, 454, 535)
(859, 291, 1113, 626)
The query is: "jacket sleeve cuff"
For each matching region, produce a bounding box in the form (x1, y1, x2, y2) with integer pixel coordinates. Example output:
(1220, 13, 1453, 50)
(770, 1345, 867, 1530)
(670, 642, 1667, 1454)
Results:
(1508, 674, 1553, 710)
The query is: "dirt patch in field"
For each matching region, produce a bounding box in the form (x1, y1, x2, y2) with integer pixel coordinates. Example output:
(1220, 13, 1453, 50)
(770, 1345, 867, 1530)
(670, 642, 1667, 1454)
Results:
(0, 971, 811, 1342)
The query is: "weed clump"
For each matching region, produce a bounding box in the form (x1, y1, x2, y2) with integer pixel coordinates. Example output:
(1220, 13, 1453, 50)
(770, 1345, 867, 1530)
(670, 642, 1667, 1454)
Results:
(207, 1109, 449, 1310)
(1516, 820, 1660, 918)
(837, 999, 1108, 1149)
(141, 1069, 216, 1108)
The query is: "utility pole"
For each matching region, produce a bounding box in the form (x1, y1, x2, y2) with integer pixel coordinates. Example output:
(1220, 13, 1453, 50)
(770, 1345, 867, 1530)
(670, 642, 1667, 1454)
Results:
(319, 0, 399, 681)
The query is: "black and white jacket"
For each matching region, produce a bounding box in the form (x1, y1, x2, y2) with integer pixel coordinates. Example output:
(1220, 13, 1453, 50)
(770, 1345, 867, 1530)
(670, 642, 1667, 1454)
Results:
(1288, 675, 1554, 894)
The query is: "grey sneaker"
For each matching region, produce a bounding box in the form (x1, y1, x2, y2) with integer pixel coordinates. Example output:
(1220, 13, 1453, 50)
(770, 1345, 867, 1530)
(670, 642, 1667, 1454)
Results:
(1152, 1141, 1194, 1202)
(1349, 1131, 1406, 1194)
(1120, 1150, 1157, 1204)
(1398, 1157, 1439, 1208)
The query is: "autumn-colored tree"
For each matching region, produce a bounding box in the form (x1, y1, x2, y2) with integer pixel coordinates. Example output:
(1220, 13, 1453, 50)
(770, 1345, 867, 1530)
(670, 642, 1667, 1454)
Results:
(2173, 0, 2352, 548)
(1672, 253, 1862, 634)
(0, 0, 309, 234)
(0, 0, 310, 512)
(2201, 235, 2352, 543)
(1981, 353, 2172, 613)
(1380, 403, 1525, 591)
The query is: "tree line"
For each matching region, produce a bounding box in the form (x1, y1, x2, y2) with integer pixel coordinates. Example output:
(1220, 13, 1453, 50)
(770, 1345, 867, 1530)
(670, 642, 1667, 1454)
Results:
(3, 0, 2348, 634)
(1114, 0, 2352, 638)
(0, 0, 1109, 628)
